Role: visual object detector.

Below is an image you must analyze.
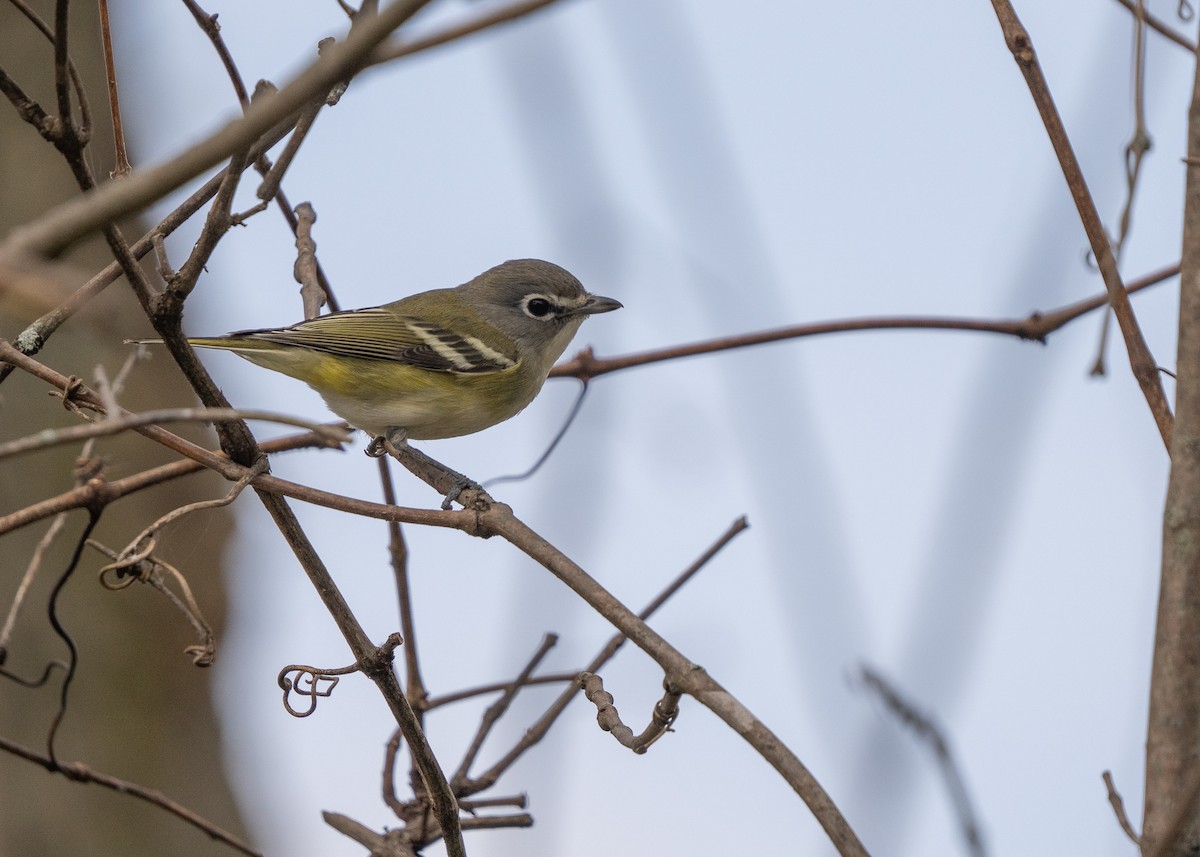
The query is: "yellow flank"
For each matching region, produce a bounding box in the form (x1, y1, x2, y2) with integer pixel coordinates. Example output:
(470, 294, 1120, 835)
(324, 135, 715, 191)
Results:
(189, 338, 532, 439)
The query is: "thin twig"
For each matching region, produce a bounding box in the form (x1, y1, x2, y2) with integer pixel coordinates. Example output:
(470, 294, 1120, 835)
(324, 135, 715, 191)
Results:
(43, 510, 100, 764)
(0, 514, 68, 658)
(97, 0, 131, 177)
(451, 634, 558, 785)
(1092, 0, 1155, 377)
(552, 262, 1179, 381)
(178, 0, 341, 311)
(0, 406, 351, 459)
(1111, 0, 1196, 51)
(6, 0, 90, 133)
(460, 517, 748, 792)
(372, 0, 565, 63)
(181, 0, 251, 106)
(988, 1, 1172, 449)
(482, 380, 589, 488)
(257, 98, 325, 203)
(88, 540, 217, 667)
(293, 202, 326, 319)
(1102, 770, 1141, 845)
(0, 733, 260, 855)
(0, 429, 341, 537)
(423, 672, 579, 710)
(0, 0, 436, 259)
(377, 457, 429, 709)
(480, 505, 865, 855)
(861, 666, 986, 857)
(52, 0, 76, 139)
(578, 672, 681, 754)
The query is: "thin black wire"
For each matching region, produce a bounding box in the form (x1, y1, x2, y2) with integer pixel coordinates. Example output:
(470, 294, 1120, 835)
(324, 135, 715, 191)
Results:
(482, 380, 590, 489)
(45, 510, 101, 765)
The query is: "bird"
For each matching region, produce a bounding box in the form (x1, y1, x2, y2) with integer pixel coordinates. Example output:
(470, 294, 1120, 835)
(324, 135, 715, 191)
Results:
(143, 259, 621, 448)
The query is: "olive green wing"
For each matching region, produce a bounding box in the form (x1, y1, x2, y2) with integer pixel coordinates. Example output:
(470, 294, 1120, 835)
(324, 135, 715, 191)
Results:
(228, 308, 518, 374)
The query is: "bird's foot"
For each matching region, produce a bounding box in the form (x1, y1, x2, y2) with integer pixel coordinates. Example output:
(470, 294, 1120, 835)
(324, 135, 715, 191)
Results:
(365, 427, 408, 457)
(441, 476, 482, 511)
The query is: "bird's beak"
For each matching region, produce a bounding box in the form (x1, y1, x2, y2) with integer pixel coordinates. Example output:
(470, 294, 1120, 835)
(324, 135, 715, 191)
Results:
(575, 294, 623, 315)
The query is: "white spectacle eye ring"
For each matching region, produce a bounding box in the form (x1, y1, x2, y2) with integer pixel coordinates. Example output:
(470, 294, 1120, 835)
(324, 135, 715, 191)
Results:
(523, 296, 554, 318)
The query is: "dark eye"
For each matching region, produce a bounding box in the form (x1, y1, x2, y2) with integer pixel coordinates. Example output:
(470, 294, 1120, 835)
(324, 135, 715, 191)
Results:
(525, 297, 553, 318)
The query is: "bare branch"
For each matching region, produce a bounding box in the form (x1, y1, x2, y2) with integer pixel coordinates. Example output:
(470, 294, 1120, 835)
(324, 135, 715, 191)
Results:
(372, 0, 565, 63)
(1144, 22, 1200, 854)
(451, 634, 558, 785)
(1102, 770, 1141, 845)
(0, 406, 351, 460)
(552, 263, 1178, 382)
(578, 672, 680, 754)
(1111, 0, 1196, 51)
(988, 1, 1173, 448)
(0, 0, 435, 260)
(97, 0, 130, 178)
(860, 667, 986, 857)
(293, 202, 327, 319)
(0, 734, 260, 856)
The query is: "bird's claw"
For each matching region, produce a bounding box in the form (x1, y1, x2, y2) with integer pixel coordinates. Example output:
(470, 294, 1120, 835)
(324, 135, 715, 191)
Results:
(441, 477, 480, 510)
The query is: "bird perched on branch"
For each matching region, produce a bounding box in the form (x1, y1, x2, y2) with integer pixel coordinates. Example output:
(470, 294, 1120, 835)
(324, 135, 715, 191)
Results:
(135, 259, 621, 449)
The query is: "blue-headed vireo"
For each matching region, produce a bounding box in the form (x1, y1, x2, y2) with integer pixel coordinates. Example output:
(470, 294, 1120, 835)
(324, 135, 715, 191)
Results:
(143, 259, 621, 444)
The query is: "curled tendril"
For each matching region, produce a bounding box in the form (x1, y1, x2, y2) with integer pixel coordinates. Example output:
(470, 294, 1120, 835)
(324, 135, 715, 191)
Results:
(278, 665, 351, 717)
(277, 634, 404, 718)
(0, 658, 68, 688)
(1181, 0, 1195, 21)
(96, 538, 158, 588)
(88, 539, 216, 666)
(49, 375, 87, 414)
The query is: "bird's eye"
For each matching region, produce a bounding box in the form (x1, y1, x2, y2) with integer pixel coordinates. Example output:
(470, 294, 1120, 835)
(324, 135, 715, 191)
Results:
(525, 297, 553, 318)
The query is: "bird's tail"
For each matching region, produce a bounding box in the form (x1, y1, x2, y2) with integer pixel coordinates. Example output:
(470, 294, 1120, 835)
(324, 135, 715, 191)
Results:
(125, 336, 277, 353)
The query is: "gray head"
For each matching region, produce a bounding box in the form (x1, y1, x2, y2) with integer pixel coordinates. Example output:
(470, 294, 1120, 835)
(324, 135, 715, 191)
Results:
(459, 259, 622, 365)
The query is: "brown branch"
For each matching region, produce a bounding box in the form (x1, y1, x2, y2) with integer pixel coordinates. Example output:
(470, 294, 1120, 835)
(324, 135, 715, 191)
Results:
(97, 0, 130, 177)
(450, 634, 558, 786)
(1102, 771, 1141, 845)
(51, 0, 77, 139)
(0, 0, 435, 260)
(457, 517, 748, 794)
(480, 506, 866, 855)
(988, 2, 1172, 449)
(0, 514, 68, 657)
(551, 263, 1179, 381)
(181, 0, 251, 106)
(423, 672, 579, 710)
(372, 0, 565, 63)
(0, 430, 340, 537)
(1111, 0, 1197, 51)
(578, 672, 681, 754)
(0, 341, 472, 535)
(256, 96, 324, 203)
(0, 103, 321, 386)
(293, 202, 326, 319)
(256, 495, 466, 857)
(377, 457, 429, 709)
(0, 406, 349, 460)
(860, 667, 985, 857)
(1143, 29, 1200, 857)
(6, 0, 90, 133)
(0, 733, 259, 855)
(0, 339, 467, 855)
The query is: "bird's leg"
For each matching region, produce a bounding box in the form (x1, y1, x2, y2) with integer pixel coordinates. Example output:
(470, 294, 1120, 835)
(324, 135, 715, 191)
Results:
(382, 433, 484, 510)
(365, 427, 408, 458)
